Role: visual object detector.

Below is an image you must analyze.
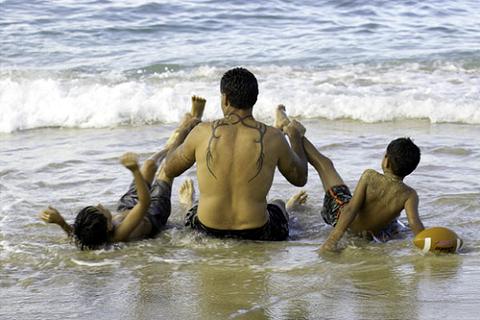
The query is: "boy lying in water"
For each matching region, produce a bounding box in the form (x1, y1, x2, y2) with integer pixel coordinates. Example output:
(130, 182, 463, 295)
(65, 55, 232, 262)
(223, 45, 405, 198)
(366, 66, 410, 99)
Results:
(274, 106, 425, 252)
(39, 96, 205, 250)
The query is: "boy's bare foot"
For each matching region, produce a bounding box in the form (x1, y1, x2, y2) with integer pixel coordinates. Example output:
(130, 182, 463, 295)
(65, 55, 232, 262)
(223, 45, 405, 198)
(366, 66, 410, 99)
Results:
(191, 95, 206, 119)
(165, 96, 204, 148)
(179, 178, 195, 209)
(286, 190, 308, 210)
(274, 104, 291, 131)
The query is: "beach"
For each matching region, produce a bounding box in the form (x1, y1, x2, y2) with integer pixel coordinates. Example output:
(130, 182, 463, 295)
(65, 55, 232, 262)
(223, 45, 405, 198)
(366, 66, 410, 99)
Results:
(1, 0, 480, 319)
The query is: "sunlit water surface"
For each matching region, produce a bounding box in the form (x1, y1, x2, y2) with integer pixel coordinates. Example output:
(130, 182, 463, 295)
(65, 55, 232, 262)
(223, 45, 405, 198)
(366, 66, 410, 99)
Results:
(1, 120, 479, 319)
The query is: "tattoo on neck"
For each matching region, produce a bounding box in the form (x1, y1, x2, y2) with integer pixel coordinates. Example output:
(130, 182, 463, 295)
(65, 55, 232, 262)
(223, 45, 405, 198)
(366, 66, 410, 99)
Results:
(206, 113, 266, 182)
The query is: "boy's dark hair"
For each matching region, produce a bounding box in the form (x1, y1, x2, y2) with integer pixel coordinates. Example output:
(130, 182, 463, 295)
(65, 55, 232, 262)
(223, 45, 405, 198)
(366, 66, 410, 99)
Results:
(73, 206, 109, 250)
(220, 67, 258, 109)
(386, 137, 421, 177)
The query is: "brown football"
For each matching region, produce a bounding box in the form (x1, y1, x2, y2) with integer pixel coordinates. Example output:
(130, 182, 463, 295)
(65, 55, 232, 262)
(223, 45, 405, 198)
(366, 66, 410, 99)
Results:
(413, 227, 462, 253)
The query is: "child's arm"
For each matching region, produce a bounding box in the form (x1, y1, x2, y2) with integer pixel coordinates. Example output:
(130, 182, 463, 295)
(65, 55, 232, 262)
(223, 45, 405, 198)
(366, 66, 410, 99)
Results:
(112, 153, 151, 242)
(39, 206, 74, 237)
(319, 172, 369, 252)
(404, 190, 425, 235)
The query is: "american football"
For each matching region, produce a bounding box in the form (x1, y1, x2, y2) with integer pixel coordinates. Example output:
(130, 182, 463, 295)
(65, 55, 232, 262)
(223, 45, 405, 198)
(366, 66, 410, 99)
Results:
(413, 227, 463, 253)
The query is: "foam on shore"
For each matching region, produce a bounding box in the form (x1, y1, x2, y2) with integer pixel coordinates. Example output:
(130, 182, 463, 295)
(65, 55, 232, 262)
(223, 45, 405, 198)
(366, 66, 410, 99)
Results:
(1, 63, 479, 133)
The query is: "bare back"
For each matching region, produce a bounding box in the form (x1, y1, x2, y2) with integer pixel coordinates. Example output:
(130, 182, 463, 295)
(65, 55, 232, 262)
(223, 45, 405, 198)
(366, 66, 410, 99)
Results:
(349, 169, 415, 233)
(193, 118, 287, 229)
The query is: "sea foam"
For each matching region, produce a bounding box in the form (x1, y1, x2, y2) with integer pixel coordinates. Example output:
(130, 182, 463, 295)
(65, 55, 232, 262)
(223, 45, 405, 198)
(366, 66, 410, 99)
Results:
(1, 63, 479, 133)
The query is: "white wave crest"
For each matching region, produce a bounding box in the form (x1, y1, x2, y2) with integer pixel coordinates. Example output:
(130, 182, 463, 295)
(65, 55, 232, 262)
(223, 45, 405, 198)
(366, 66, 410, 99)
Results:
(1, 63, 479, 133)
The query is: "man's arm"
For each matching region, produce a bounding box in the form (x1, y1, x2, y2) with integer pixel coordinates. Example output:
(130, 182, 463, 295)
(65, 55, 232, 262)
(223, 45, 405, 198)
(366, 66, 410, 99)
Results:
(39, 206, 74, 237)
(112, 153, 151, 242)
(320, 171, 369, 252)
(404, 190, 424, 235)
(277, 120, 308, 186)
(163, 119, 202, 178)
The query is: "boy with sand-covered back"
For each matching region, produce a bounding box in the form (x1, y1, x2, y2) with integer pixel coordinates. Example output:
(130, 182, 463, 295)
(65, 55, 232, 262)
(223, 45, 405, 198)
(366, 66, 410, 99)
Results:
(274, 106, 425, 252)
(39, 96, 205, 249)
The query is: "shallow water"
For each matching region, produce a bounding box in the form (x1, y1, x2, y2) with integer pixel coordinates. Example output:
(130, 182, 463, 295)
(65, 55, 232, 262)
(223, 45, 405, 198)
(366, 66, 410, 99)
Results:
(1, 119, 479, 319)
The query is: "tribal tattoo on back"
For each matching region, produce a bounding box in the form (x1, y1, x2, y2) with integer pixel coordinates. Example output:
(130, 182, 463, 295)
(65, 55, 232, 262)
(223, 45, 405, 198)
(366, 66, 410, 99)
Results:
(206, 113, 266, 182)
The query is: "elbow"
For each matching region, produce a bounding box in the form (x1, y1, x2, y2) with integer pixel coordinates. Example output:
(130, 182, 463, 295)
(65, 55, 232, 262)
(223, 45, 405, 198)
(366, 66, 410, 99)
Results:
(412, 223, 425, 236)
(297, 177, 308, 187)
(163, 166, 177, 180)
(163, 159, 177, 179)
(292, 172, 308, 187)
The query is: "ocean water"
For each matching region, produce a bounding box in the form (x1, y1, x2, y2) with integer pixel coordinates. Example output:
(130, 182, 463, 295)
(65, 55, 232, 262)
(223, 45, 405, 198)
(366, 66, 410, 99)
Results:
(1, 0, 480, 319)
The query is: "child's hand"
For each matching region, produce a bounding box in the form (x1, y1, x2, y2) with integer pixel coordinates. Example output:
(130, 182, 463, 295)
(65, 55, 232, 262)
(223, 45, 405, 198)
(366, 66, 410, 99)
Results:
(39, 206, 64, 224)
(120, 152, 140, 171)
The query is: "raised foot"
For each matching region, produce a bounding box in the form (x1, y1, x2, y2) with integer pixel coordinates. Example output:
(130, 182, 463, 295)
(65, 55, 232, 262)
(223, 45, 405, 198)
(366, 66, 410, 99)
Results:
(286, 190, 308, 210)
(179, 178, 195, 208)
(274, 104, 291, 131)
(191, 95, 206, 119)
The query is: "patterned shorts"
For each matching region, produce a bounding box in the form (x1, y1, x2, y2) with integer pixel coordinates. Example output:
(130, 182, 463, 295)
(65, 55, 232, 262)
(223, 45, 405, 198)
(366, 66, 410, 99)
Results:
(117, 180, 171, 237)
(321, 185, 352, 227)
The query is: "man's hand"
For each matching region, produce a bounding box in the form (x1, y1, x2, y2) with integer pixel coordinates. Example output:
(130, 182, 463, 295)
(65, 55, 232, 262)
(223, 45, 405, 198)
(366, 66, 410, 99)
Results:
(178, 113, 201, 134)
(39, 206, 64, 225)
(284, 120, 306, 137)
(120, 152, 140, 171)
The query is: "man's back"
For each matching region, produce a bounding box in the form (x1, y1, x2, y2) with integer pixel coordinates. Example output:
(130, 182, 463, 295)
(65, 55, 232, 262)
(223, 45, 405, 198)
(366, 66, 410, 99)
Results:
(164, 68, 307, 236)
(349, 169, 416, 233)
(191, 117, 289, 230)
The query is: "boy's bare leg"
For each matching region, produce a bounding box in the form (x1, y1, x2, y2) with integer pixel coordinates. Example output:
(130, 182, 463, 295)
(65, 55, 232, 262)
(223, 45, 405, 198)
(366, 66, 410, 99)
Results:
(156, 165, 173, 186)
(166, 96, 206, 147)
(141, 149, 169, 185)
(179, 178, 195, 209)
(286, 190, 308, 211)
(303, 139, 345, 191)
(274, 105, 344, 191)
(157, 96, 206, 184)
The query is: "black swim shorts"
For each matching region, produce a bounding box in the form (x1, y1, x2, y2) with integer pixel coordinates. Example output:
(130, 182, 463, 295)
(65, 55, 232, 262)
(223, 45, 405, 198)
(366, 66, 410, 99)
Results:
(117, 179, 171, 237)
(184, 203, 289, 241)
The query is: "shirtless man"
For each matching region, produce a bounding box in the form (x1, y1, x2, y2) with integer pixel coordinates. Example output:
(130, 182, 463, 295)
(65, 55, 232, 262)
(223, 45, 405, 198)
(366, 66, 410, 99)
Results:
(164, 67, 308, 240)
(275, 106, 425, 251)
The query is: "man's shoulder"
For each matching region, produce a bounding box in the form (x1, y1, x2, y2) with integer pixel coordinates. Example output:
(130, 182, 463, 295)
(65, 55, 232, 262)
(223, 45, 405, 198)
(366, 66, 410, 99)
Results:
(262, 125, 289, 148)
(190, 121, 212, 135)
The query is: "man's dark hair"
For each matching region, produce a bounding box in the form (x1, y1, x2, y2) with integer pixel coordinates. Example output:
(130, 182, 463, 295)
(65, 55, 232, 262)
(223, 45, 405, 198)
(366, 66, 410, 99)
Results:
(386, 137, 421, 177)
(73, 206, 109, 250)
(220, 67, 258, 109)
